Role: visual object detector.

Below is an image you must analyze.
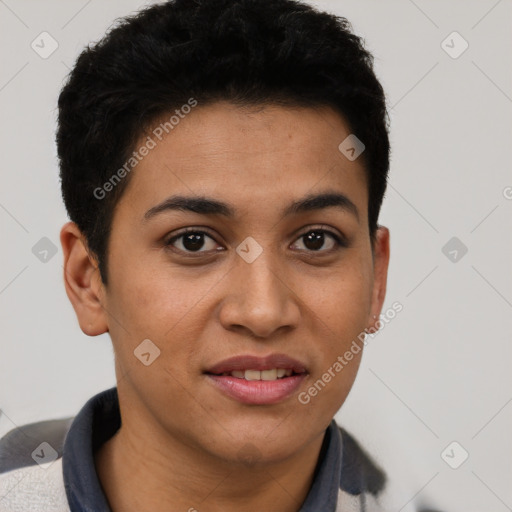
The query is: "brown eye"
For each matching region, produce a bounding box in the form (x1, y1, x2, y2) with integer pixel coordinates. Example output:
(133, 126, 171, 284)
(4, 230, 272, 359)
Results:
(166, 230, 220, 253)
(291, 229, 346, 253)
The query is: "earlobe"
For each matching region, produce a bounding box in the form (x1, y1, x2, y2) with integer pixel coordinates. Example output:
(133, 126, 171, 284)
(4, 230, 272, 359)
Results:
(60, 221, 109, 336)
(367, 226, 390, 331)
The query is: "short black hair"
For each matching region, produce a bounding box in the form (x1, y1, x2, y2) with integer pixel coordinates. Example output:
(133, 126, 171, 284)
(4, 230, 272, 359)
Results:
(57, 0, 390, 285)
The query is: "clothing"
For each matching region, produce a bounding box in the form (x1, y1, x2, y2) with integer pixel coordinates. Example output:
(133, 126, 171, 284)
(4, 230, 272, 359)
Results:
(0, 387, 388, 511)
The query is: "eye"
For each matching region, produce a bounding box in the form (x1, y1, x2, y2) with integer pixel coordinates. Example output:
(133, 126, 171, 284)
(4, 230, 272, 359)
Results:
(291, 228, 346, 253)
(165, 226, 347, 257)
(165, 229, 221, 254)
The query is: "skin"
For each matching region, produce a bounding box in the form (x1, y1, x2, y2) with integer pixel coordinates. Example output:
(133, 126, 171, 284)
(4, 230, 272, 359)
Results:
(60, 101, 390, 512)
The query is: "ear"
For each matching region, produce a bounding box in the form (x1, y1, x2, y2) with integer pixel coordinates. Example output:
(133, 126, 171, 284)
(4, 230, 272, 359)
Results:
(366, 226, 390, 331)
(60, 221, 109, 336)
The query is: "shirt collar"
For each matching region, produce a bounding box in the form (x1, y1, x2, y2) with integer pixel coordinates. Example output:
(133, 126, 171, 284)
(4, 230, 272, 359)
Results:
(63, 387, 120, 511)
(62, 387, 345, 512)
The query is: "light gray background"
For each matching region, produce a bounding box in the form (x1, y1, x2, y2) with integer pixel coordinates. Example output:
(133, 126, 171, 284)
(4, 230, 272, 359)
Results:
(1, 1, 511, 510)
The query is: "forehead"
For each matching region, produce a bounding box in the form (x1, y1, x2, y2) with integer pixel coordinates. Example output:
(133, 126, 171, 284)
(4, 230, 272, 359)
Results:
(116, 101, 368, 221)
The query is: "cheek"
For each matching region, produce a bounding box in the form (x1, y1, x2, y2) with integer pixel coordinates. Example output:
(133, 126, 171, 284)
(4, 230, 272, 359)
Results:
(106, 272, 205, 399)
(310, 266, 373, 335)
(107, 266, 216, 367)
(304, 286, 367, 417)
(111, 260, 196, 329)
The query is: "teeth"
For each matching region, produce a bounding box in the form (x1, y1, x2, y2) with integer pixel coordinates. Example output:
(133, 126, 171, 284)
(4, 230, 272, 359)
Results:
(223, 368, 296, 380)
(245, 370, 261, 381)
(261, 369, 277, 380)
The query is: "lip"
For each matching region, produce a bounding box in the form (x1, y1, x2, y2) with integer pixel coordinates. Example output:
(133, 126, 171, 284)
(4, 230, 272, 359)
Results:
(206, 374, 307, 405)
(205, 353, 307, 375)
(204, 353, 308, 405)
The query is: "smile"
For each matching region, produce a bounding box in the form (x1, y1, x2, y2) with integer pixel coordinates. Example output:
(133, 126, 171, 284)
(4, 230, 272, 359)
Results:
(204, 353, 309, 405)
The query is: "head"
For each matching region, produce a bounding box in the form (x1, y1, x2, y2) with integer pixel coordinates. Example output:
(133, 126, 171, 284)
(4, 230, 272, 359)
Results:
(59, 0, 390, 467)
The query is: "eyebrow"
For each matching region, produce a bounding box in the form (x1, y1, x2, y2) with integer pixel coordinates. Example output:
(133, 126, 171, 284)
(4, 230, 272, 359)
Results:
(143, 191, 359, 222)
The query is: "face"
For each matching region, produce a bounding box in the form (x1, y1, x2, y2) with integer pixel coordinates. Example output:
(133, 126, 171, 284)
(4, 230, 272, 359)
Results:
(64, 101, 389, 466)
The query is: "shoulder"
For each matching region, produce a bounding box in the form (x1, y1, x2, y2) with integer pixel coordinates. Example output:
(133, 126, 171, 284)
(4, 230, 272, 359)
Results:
(0, 417, 74, 512)
(0, 417, 73, 474)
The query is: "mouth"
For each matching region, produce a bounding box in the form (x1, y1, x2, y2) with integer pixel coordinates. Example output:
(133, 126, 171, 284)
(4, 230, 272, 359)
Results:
(204, 354, 309, 405)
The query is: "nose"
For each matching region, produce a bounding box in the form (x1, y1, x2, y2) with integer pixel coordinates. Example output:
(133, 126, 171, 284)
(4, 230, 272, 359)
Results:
(217, 250, 300, 339)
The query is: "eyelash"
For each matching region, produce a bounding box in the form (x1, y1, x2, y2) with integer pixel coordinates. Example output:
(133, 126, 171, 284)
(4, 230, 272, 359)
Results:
(165, 226, 347, 256)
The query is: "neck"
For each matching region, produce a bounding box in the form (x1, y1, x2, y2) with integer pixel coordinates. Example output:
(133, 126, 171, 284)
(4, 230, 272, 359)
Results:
(94, 418, 327, 512)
